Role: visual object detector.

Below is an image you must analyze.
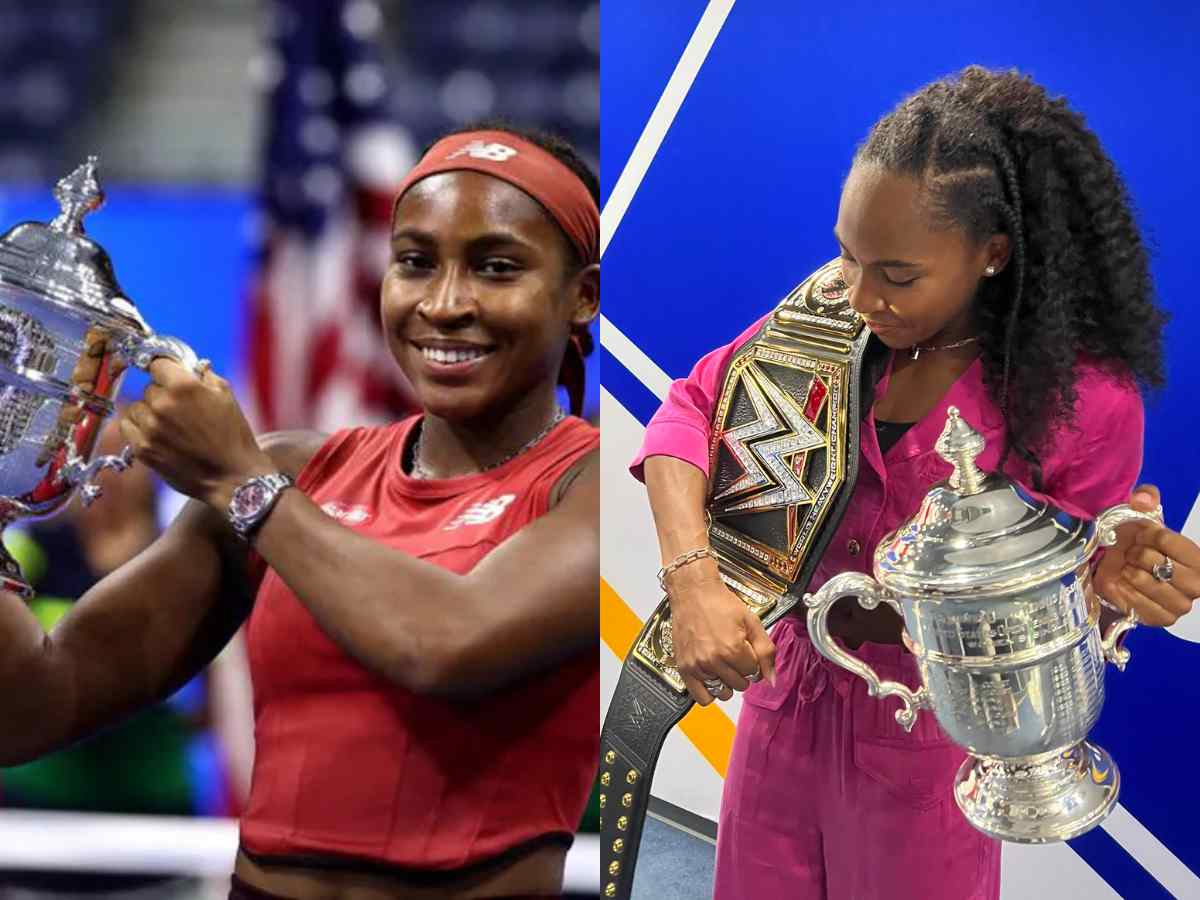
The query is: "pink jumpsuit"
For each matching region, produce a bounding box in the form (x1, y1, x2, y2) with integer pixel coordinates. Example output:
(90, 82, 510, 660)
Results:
(630, 315, 1145, 900)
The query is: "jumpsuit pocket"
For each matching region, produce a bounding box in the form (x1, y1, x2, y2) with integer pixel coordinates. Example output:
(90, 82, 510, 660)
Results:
(851, 734, 964, 811)
(848, 652, 965, 812)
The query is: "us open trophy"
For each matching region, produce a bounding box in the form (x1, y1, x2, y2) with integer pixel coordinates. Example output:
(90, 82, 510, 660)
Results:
(805, 406, 1159, 843)
(0, 158, 202, 597)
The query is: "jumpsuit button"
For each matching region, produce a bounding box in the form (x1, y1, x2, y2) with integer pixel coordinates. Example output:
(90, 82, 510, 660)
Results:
(847, 539, 862, 556)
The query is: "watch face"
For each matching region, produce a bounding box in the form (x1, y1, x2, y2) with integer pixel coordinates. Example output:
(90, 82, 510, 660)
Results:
(232, 482, 269, 519)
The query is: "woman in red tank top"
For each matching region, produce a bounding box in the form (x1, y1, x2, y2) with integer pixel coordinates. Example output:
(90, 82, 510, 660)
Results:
(0, 124, 600, 899)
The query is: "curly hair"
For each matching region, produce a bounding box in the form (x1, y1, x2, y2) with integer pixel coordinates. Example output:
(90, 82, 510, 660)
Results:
(856, 66, 1167, 483)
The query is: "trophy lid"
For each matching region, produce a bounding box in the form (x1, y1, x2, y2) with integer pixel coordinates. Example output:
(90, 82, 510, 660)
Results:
(0, 158, 147, 332)
(874, 407, 1098, 597)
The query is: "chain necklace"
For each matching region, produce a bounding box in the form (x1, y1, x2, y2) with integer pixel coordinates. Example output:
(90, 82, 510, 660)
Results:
(909, 335, 979, 360)
(409, 407, 567, 480)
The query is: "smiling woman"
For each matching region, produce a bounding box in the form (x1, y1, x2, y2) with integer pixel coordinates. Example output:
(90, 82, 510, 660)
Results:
(0, 124, 601, 900)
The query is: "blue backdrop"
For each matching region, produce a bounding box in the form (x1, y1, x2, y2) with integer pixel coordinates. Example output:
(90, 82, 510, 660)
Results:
(602, 2, 1200, 897)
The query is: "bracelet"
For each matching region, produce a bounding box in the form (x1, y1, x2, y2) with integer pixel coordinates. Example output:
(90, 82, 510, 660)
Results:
(658, 547, 716, 592)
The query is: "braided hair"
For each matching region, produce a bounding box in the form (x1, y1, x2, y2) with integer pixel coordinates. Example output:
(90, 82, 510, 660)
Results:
(856, 66, 1166, 482)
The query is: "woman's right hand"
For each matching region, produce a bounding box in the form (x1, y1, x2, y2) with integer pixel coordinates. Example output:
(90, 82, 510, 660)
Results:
(665, 558, 776, 706)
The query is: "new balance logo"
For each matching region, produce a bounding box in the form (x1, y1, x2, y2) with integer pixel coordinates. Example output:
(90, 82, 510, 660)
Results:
(446, 140, 518, 162)
(444, 494, 517, 530)
(321, 502, 374, 526)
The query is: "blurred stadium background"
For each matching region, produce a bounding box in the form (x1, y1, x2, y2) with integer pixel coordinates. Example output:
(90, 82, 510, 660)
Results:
(0, 1, 600, 897)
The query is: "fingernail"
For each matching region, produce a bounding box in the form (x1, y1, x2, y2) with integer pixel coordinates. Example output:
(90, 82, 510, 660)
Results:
(1133, 491, 1154, 506)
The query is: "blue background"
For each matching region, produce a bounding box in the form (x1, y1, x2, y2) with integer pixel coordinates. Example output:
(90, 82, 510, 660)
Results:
(0, 187, 251, 399)
(602, 1, 1200, 895)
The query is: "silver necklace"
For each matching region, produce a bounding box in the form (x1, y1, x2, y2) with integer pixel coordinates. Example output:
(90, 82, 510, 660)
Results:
(910, 335, 979, 360)
(409, 407, 566, 480)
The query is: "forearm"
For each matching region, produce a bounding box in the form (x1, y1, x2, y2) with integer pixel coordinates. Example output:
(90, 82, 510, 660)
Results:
(251, 489, 483, 694)
(643, 455, 721, 588)
(0, 505, 245, 765)
(0, 592, 76, 764)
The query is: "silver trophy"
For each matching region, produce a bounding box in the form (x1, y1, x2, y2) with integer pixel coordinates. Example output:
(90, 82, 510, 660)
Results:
(804, 407, 1158, 843)
(0, 158, 202, 598)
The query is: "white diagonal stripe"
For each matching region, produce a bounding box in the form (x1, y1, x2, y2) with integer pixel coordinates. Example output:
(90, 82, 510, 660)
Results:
(599, 0, 736, 401)
(1100, 802, 1200, 898)
(601, 314, 673, 401)
(599, 0, 736, 260)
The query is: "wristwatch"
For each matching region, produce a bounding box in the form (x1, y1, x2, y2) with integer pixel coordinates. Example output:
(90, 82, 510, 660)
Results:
(227, 472, 294, 541)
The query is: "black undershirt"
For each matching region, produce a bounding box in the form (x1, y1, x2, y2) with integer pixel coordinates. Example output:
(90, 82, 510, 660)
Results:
(874, 418, 915, 455)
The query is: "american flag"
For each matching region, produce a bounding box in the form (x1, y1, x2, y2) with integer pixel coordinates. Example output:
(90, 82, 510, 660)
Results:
(244, 0, 418, 433)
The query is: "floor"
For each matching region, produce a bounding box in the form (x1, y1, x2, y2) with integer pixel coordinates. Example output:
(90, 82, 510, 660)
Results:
(631, 813, 716, 900)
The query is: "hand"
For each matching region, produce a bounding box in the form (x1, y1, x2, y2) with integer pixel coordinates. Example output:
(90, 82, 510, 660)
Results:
(118, 360, 275, 510)
(1093, 484, 1200, 627)
(665, 558, 776, 706)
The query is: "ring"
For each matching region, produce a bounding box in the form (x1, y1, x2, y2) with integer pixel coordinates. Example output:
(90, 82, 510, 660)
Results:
(702, 677, 727, 695)
(746, 670, 763, 684)
(1152, 556, 1175, 583)
(194, 358, 212, 377)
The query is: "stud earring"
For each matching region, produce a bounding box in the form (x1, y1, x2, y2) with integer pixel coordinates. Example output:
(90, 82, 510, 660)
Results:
(984, 265, 997, 277)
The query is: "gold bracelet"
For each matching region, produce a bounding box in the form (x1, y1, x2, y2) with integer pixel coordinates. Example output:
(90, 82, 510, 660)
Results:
(658, 547, 715, 592)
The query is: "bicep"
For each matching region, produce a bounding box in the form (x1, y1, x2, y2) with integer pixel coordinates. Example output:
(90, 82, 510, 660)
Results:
(453, 456, 599, 692)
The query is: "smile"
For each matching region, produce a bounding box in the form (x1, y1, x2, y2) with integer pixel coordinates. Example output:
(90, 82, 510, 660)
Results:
(419, 346, 492, 364)
(410, 340, 497, 371)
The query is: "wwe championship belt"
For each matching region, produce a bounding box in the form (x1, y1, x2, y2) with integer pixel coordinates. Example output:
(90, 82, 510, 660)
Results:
(599, 260, 871, 899)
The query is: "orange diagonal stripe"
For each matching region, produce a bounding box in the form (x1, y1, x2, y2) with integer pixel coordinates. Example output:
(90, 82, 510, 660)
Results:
(600, 577, 736, 777)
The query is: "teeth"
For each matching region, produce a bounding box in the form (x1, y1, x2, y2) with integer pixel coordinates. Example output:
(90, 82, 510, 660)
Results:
(420, 346, 489, 364)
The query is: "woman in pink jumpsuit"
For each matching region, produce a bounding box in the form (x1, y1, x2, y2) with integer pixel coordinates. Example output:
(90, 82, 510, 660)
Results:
(632, 67, 1200, 900)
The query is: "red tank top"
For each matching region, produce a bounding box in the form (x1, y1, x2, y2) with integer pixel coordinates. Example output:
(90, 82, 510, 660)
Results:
(239, 416, 599, 871)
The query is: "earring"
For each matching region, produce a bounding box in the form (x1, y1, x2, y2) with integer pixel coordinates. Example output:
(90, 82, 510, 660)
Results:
(984, 265, 997, 277)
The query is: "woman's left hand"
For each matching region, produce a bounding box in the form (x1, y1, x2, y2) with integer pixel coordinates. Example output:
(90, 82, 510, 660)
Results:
(118, 359, 275, 510)
(1093, 484, 1200, 626)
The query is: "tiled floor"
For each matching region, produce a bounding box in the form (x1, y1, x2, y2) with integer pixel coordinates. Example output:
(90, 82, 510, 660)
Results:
(631, 815, 716, 900)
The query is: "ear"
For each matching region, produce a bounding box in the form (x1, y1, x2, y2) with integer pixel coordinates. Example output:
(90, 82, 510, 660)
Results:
(984, 233, 1012, 275)
(567, 263, 600, 329)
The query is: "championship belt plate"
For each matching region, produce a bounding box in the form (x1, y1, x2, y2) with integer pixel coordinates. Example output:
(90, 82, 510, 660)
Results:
(599, 260, 871, 899)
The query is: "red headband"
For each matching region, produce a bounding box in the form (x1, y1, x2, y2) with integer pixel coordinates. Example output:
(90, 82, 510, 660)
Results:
(393, 129, 599, 265)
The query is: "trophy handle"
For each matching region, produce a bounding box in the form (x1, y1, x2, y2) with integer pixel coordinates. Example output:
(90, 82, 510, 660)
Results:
(1094, 502, 1164, 671)
(804, 572, 931, 732)
(60, 333, 208, 506)
(117, 332, 202, 375)
(58, 445, 134, 506)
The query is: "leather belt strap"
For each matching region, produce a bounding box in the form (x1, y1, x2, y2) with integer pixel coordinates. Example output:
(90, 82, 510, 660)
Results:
(599, 260, 872, 899)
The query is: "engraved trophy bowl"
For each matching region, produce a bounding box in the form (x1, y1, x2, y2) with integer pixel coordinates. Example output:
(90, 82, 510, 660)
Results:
(804, 406, 1158, 843)
(0, 158, 203, 597)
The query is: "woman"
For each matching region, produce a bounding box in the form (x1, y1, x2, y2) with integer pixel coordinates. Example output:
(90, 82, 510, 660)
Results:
(0, 124, 600, 899)
(633, 67, 1200, 899)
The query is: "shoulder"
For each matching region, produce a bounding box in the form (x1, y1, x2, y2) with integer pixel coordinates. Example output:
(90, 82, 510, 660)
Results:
(550, 446, 598, 508)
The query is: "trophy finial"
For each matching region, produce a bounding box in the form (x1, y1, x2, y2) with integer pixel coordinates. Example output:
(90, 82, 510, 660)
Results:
(936, 406, 987, 495)
(49, 156, 105, 234)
